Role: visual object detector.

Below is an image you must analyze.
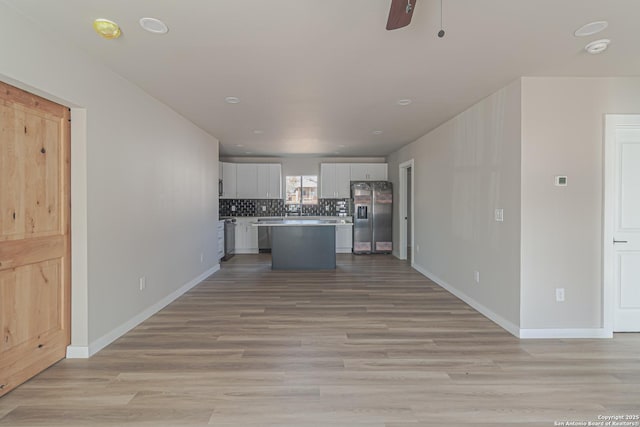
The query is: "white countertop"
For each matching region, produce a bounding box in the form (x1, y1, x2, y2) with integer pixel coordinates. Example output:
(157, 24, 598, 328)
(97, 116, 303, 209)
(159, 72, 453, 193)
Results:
(226, 215, 352, 221)
(252, 219, 353, 227)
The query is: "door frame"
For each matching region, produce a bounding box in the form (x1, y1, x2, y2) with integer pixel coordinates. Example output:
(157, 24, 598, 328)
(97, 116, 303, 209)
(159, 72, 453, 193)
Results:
(603, 114, 640, 334)
(398, 159, 415, 265)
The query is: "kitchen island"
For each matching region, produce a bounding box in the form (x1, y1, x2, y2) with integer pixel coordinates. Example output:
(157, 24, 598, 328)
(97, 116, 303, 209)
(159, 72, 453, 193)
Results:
(252, 219, 353, 270)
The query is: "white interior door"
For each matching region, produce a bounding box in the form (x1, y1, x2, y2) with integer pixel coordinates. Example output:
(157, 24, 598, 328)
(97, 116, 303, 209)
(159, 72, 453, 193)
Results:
(613, 122, 640, 331)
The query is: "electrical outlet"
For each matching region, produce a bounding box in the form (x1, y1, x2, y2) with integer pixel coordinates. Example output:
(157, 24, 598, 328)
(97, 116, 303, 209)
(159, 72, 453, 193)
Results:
(231, 205, 236, 211)
(261, 205, 266, 212)
(139, 276, 146, 291)
(495, 208, 504, 222)
(474, 271, 480, 284)
(200, 252, 204, 263)
(325, 205, 330, 211)
(556, 288, 565, 302)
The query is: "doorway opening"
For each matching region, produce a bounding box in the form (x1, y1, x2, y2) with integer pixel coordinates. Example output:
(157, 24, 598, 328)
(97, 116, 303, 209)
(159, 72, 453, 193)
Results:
(398, 159, 414, 265)
(604, 114, 640, 333)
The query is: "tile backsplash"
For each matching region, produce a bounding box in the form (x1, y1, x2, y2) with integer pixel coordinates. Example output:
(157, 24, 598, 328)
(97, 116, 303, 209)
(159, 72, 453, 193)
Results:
(220, 198, 350, 217)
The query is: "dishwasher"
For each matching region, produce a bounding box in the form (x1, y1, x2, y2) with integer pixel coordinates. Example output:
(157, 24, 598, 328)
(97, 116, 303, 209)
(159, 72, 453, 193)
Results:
(222, 218, 236, 260)
(257, 218, 279, 253)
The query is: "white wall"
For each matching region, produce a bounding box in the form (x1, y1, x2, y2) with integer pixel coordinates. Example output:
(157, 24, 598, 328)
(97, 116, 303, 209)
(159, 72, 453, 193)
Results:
(388, 76, 640, 336)
(0, 4, 219, 355)
(387, 80, 523, 330)
(520, 77, 640, 330)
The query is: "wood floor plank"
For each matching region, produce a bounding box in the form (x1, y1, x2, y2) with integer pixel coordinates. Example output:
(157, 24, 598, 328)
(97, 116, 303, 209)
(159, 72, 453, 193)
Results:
(0, 254, 638, 426)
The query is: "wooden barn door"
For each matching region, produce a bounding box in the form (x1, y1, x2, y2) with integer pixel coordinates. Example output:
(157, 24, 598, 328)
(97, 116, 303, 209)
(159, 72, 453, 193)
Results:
(0, 81, 70, 396)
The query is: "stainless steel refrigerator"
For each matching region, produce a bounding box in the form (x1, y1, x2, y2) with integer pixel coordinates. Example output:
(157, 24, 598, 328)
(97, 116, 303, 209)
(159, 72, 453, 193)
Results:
(352, 181, 393, 254)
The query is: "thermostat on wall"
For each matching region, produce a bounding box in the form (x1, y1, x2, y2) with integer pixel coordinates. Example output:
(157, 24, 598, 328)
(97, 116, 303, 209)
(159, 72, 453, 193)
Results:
(554, 176, 568, 186)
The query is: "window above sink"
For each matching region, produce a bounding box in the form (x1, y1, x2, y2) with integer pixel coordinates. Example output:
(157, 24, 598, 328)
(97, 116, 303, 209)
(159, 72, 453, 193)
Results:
(285, 175, 318, 209)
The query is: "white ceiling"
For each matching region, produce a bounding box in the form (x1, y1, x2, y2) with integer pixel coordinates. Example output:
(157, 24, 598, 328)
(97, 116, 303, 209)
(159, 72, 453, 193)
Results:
(5, 0, 640, 157)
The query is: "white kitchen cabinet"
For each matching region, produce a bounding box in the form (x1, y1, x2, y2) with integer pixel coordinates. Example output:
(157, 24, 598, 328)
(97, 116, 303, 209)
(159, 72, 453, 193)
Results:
(257, 165, 269, 199)
(335, 164, 351, 197)
(257, 164, 282, 199)
(221, 162, 237, 199)
(217, 220, 225, 260)
(234, 218, 259, 253)
(269, 164, 282, 199)
(320, 164, 336, 198)
(350, 163, 388, 181)
(335, 225, 353, 253)
(348, 163, 366, 181)
(236, 164, 259, 199)
(233, 163, 282, 199)
(320, 163, 351, 198)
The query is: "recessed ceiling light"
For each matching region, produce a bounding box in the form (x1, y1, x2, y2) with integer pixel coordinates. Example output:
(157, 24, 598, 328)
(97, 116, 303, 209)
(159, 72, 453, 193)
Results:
(372, 130, 383, 135)
(253, 130, 264, 134)
(334, 151, 341, 154)
(396, 99, 412, 106)
(93, 19, 121, 39)
(225, 96, 240, 104)
(574, 21, 608, 37)
(337, 144, 346, 148)
(235, 144, 244, 147)
(245, 151, 253, 154)
(585, 39, 610, 54)
(139, 17, 168, 34)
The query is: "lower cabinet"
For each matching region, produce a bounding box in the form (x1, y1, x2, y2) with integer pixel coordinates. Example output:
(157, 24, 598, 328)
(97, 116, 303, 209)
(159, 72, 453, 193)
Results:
(336, 225, 353, 253)
(235, 218, 259, 254)
(217, 220, 225, 260)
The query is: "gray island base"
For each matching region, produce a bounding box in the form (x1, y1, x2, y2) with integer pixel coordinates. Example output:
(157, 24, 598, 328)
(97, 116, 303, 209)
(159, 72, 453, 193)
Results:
(271, 225, 336, 270)
(252, 219, 353, 270)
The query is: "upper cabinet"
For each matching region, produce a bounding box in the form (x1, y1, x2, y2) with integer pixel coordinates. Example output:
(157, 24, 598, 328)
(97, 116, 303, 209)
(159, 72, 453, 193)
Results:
(257, 164, 282, 199)
(224, 161, 385, 200)
(350, 163, 387, 181)
(236, 164, 258, 199)
(320, 163, 351, 198)
(321, 163, 387, 198)
(220, 162, 237, 199)
(232, 163, 282, 199)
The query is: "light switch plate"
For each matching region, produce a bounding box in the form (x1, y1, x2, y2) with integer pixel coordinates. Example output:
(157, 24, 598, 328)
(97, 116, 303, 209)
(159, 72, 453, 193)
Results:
(494, 208, 504, 222)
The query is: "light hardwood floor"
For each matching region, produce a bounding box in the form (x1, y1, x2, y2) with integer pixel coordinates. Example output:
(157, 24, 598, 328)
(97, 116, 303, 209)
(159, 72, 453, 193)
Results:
(1, 254, 639, 426)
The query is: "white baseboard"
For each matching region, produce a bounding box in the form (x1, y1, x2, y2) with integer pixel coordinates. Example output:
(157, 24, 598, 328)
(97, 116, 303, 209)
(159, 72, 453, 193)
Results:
(519, 328, 613, 339)
(412, 263, 521, 338)
(411, 264, 612, 340)
(66, 264, 220, 359)
(65, 345, 89, 358)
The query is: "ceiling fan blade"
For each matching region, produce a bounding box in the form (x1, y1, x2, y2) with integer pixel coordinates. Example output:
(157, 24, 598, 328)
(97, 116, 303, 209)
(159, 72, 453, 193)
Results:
(386, 0, 418, 30)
